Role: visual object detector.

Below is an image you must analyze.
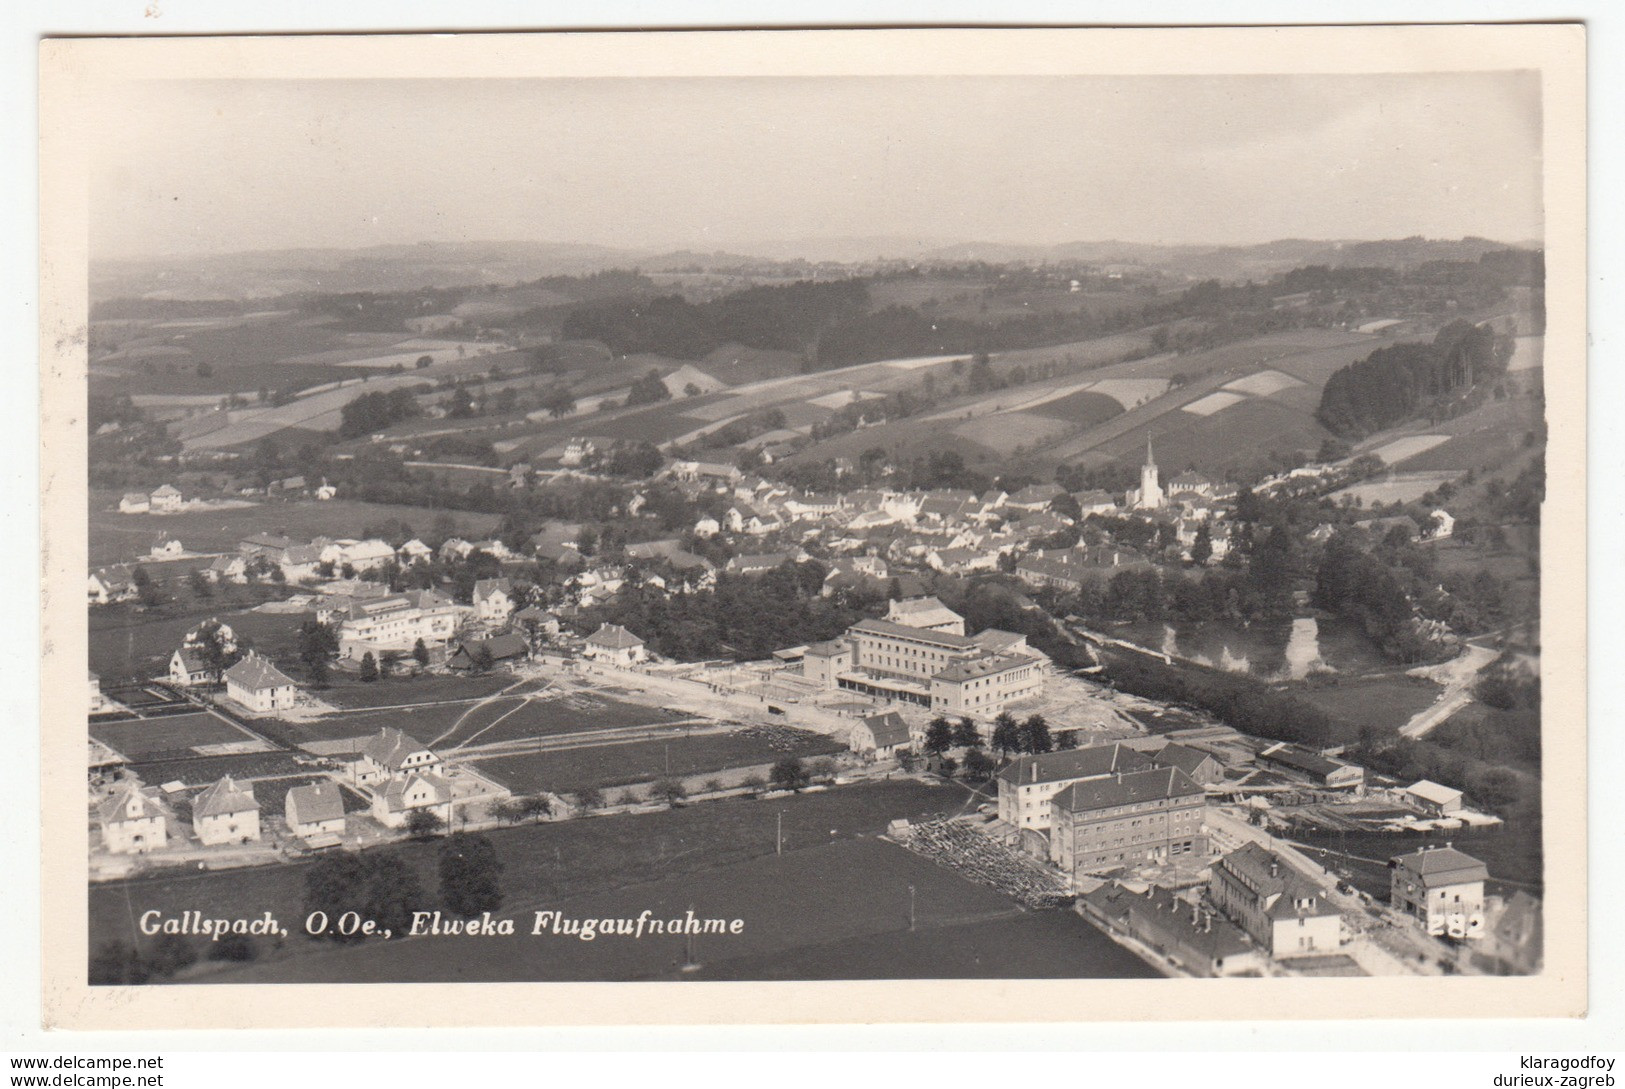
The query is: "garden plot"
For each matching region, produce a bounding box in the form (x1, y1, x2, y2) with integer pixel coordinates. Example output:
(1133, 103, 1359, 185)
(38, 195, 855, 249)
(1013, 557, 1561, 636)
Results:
(1370, 434, 1451, 464)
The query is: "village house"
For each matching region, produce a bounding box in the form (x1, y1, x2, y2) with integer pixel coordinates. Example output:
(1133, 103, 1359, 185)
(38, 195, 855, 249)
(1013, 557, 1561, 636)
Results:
(397, 538, 434, 565)
(239, 532, 295, 556)
(996, 744, 1155, 833)
(1047, 766, 1208, 875)
(349, 727, 442, 787)
(1405, 779, 1465, 817)
(118, 492, 150, 514)
(1080, 883, 1263, 978)
(191, 775, 261, 846)
(513, 605, 561, 639)
(278, 544, 322, 583)
(315, 481, 337, 500)
(372, 769, 455, 829)
(97, 783, 168, 854)
(148, 484, 183, 512)
(1390, 844, 1489, 939)
(447, 632, 530, 671)
(724, 552, 793, 577)
(1072, 489, 1120, 517)
(1427, 509, 1456, 540)
(207, 554, 247, 584)
(320, 538, 397, 573)
(848, 711, 912, 761)
(87, 566, 137, 605)
(1209, 843, 1344, 959)
(167, 647, 213, 687)
(284, 781, 347, 841)
(473, 578, 515, 623)
(88, 672, 106, 713)
(582, 623, 647, 666)
(223, 654, 299, 714)
(149, 536, 184, 559)
(693, 515, 721, 538)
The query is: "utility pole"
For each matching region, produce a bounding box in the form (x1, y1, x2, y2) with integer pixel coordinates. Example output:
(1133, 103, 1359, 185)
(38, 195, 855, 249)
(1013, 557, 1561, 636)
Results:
(909, 885, 916, 931)
(777, 811, 783, 856)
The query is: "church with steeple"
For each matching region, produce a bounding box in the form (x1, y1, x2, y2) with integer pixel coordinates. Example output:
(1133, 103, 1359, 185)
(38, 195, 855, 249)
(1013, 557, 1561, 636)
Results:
(1125, 437, 1164, 510)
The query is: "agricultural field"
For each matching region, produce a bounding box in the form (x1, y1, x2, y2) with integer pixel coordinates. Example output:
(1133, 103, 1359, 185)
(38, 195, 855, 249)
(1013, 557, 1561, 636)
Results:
(437, 692, 691, 750)
(90, 313, 367, 397)
(90, 711, 263, 762)
(318, 672, 519, 711)
(89, 778, 984, 949)
(201, 837, 1154, 983)
(1329, 471, 1461, 506)
(88, 604, 309, 683)
(468, 724, 844, 795)
(120, 751, 314, 788)
(88, 495, 501, 566)
(1287, 675, 1446, 735)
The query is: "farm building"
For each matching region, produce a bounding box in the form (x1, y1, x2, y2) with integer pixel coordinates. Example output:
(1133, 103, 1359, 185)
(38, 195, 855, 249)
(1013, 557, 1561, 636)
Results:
(97, 783, 168, 855)
(1151, 742, 1225, 786)
(118, 492, 150, 514)
(87, 566, 137, 606)
(1257, 743, 1365, 789)
(848, 711, 912, 760)
(223, 654, 299, 714)
(1406, 779, 1465, 817)
(447, 633, 529, 671)
(285, 782, 347, 840)
(191, 775, 261, 846)
(148, 484, 183, 512)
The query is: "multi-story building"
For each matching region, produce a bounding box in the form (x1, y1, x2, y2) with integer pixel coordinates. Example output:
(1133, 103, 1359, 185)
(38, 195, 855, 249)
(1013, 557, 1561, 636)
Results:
(996, 744, 1155, 832)
(1209, 843, 1343, 959)
(883, 596, 966, 635)
(1390, 844, 1489, 939)
(97, 783, 168, 854)
(223, 654, 299, 714)
(338, 589, 462, 658)
(832, 618, 1040, 717)
(1048, 765, 1208, 875)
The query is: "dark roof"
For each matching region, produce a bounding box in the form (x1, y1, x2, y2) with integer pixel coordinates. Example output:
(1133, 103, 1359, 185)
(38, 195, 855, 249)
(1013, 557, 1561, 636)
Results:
(1259, 744, 1359, 781)
(998, 743, 1153, 787)
(932, 652, 1031, 683)
(1153, 742, 1219, 777)
(1213, 843, 1340, 921)
(1390, 845, 1491, 886)
(1051, 766, 1203, 813)
(856, 711, 911, 748)
(1086, 883, 1254, 962)
(448, 632, 530, 667)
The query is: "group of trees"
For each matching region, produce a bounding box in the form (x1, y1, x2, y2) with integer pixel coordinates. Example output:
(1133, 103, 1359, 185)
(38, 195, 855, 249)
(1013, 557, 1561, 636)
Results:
(338, 387, 423, 440)
(1316, 320, 1507, 439)
(298, 831, 507, 946)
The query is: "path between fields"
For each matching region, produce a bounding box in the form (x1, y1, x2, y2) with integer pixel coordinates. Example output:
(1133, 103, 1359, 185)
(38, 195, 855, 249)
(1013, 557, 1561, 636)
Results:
(1398, 642, 1497, 739)
(429, 676, 546, 749)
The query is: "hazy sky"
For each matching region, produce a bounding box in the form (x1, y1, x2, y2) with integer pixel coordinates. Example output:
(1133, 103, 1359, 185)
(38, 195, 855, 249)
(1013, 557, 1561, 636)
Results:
(88, 73, 1543, 260)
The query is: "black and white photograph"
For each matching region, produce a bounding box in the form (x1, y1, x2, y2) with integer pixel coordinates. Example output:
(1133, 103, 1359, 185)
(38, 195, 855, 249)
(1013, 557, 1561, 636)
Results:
(36, 25, 1586, 1028)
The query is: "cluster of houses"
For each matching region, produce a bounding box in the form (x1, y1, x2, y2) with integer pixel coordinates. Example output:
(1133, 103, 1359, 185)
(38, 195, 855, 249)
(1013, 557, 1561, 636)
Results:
(94, 724, 508, 858)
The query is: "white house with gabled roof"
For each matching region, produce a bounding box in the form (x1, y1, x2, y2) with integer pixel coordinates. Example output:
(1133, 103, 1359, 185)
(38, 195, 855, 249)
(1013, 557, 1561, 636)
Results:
(223, 654, 299, 713)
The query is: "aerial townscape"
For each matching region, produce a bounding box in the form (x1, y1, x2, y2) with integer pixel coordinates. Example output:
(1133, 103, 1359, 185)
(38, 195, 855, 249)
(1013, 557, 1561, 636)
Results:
(81, 77, 1546, 986)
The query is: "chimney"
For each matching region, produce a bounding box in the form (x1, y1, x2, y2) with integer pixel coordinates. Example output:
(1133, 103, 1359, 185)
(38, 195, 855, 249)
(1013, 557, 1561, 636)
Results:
(1269, 861, 1279, 878)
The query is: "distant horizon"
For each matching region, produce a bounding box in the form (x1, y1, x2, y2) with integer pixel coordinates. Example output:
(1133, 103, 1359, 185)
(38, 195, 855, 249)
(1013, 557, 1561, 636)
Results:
(91, 230, 1545, 268)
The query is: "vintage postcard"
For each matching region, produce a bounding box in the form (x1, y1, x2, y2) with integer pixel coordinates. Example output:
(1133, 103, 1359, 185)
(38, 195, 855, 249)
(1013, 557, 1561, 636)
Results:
(38, 25, 1585, 1029)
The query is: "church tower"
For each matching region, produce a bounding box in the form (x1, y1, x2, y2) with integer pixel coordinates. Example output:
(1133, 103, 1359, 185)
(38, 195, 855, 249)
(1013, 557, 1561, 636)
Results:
(1135, 436, 1163, 510)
